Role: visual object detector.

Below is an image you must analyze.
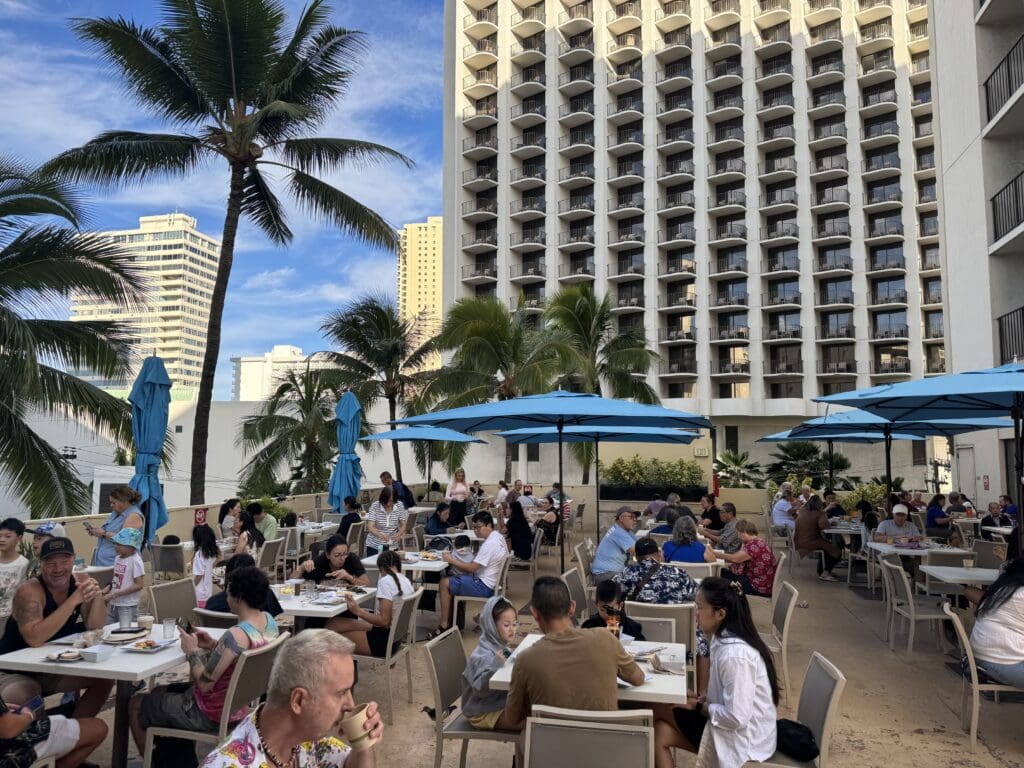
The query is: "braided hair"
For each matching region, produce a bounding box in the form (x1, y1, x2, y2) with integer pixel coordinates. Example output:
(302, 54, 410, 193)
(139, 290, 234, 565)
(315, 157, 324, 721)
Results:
(376, 549, 404, 596)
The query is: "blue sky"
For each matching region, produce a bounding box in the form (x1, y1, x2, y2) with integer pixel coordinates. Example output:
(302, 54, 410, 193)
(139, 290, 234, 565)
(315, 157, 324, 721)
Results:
(0, 0, 444, 398)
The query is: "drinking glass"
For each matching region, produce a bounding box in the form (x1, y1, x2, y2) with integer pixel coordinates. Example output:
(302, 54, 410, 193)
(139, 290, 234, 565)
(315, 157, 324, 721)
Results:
(117, 606, 133, 630)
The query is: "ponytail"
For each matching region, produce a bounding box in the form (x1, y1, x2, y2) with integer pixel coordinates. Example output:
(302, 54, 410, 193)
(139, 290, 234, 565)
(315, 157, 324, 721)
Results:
(376, 550, 405, 596)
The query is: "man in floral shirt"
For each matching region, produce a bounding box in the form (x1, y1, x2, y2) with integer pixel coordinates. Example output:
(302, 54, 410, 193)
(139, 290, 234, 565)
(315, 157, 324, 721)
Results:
(202, 631, 382, 768)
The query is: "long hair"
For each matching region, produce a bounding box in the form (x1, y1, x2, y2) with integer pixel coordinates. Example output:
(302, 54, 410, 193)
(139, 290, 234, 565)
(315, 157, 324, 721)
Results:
(699, 577, 780, 705)
(978, 557, 1024, 618)
(672, 515, 698, 546)
(192, 524, 218, 559)
(927, 494, 946, 510)
(239, 512, 265, 548)
(376, 549, 404, 596)
(219, 498, 239, 524)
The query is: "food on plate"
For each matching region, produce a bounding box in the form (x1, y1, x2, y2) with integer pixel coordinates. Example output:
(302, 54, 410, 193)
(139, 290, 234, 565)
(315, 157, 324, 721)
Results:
(132, 639, 159, 649)
(419, 551, 441, 561)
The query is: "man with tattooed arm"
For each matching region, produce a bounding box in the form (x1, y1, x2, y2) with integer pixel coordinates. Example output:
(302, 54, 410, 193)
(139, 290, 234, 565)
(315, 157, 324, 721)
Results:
(129, 566, 280, 754)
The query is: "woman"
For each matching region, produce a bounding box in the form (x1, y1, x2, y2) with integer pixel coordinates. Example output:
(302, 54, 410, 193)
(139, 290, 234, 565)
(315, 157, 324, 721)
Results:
(663, 516, 717, 564)
(425, 503, 454, 537)
(970, 557, 1024, 687)
(926, 493, 951, 538)
(654, 578, 779, 768)
(855, 499, 879, 532)
(469, 480, 486, 507)
(502, 500, 534, 561)
(794, 495, 842, 582)
(191, 524, 220, 607)
(338, 496, 363, 539)
(333, 550, 415, 656)
(699, 494, 724, 531)
(218, 498, 241, 538)
(87, 486, 144, 567)
(494, 480, 509, 509)
(233, 511, 265, 555)
(292, 534, 369, 587)
(446, 468, 470, 529)
(650, 508, 680, 536)
(365, 486, 408, 555)
(721, 520, 777, 598)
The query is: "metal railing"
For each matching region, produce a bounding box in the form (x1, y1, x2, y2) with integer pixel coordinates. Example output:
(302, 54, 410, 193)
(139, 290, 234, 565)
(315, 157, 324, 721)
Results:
(992, 169, 1024, 242)
(985, 33, 1024, 121)
(998, 304, 1024, 363)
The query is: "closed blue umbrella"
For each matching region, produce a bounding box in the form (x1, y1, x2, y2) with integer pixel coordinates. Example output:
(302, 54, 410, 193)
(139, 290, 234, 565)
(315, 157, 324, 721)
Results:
(328, 391, 364, 513)
(127, 356, 171, 543)
(360, 426, 485, 492)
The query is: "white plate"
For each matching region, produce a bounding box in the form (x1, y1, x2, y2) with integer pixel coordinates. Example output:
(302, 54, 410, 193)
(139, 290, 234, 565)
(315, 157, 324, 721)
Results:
(122, 639, 177, 654)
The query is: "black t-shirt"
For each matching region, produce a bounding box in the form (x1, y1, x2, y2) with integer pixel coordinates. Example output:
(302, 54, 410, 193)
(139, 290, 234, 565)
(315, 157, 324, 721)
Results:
(205, 590, 283, 617)
(338, 512, 362, 538)
(302, 553, 366, 584)
(581, 612, 645, 642)
(702, 506, 724, 531)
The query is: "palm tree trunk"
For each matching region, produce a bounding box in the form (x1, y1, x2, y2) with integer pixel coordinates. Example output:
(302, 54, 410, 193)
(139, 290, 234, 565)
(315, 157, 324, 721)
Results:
(189, 162, 245, 504)
(389, 397, 402, 481)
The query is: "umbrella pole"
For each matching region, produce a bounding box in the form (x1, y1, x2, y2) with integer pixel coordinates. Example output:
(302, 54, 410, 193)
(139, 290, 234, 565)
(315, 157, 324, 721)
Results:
(558, 419, 566, 573)
(594, 438, 601, 538)
(827, 440, 834, 492)
(885, 430, 893, 497)
(426, 443, 432, 496)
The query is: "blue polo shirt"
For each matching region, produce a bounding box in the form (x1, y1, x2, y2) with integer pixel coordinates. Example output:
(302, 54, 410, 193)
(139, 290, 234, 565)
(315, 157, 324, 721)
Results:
(592, 524, 635, 575)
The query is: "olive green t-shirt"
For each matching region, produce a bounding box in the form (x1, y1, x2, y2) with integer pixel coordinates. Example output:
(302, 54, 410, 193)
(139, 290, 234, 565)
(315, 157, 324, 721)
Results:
(505, 627, 641, 723)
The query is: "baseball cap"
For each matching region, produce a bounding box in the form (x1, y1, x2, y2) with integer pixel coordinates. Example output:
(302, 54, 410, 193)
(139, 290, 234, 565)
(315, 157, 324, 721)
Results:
(26, 521, 67, 538)
(112, 527, 143, 550)
(635, 537, 660, 558)
(0, 517, 25, 536)
(892, 504, 909, 516)
(615, 506, 637, 520)
(39, 537, 75, 560)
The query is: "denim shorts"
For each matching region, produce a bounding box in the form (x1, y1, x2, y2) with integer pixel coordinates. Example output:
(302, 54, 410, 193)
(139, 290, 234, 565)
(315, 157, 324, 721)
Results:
(448, 575, 494, 598)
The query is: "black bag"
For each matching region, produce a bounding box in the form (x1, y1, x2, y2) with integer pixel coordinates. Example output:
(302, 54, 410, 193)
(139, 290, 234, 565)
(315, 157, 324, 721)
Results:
(776, 719, 819, 761)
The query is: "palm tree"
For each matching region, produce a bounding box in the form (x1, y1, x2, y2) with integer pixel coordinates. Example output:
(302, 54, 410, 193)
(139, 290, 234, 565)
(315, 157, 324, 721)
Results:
(47, 0, 413, 504)
(544, 285, 660, 482)
(766, 442, 825, 485)
(0, 158, 142, 517)
(713, 450, 765, 489)
(318, 293, 437, 481)
(238, 363, 349, 496)
(429, 296, 572, 482)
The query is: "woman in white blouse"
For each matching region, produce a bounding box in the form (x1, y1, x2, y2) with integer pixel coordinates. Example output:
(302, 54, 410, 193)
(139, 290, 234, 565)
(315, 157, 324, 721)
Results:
(654, 577, 778, 768)
(445, 467, 470, 528)
(970, 556, 1024, 687)
(365, 486, 408, 555)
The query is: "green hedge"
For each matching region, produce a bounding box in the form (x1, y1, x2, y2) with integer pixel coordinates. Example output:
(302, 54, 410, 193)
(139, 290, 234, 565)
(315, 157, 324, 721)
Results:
(599, 455, 705, 487)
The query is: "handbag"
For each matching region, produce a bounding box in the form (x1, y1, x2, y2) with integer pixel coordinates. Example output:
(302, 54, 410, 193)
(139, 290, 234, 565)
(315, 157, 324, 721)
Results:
(776, 719, 819, 761)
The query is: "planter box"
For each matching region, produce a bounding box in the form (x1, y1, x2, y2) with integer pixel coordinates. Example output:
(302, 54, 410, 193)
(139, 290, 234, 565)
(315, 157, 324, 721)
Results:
(599, 484, 706, 503)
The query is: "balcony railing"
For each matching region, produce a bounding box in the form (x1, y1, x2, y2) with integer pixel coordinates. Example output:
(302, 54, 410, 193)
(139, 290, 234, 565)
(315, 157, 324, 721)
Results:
(510, 260, 546, 277)
(818, 324, 855, 340)
(661, 257, 697, 275)
(765, 359, 803, 374)
(713, 293, 748, 306)
(815, 221, 852, 238)
(763, 223, 799, 240)
(461, 263, 497, 279)
(763, 291, 801, 306)
(872, 358, 911, 374)
(867, 220, 904, 238)
(765, 254, 800, 272)
(872, 325, 909, 340)
(997, 304, 1024, 363)
(660, 359, 698, 374)
(818, 359, 857, 374)
(662, 225, 697, 242)
(713, 255, 748, 273)
(763, 188, 798, 207)
(610, 225, 645, 244)
(871, 289, 908, 304)
(868, 253, 904, 271)
(712, 360, 751, 375)
(560, 259, 596, 277)
(816, 255, 853, 271)
(985, 33, 1024, 121)
(712, 326, 750, 341)
(992, 169, 1024, 242)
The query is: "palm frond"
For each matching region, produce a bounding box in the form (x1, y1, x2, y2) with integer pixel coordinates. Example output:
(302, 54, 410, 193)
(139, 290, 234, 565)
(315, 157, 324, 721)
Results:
(288, 169, 399, 250)
(241, 165, 292, 244)
(0, 156, 82, 228)
(44, 131, 207, 187)
(278, 138, 413, 174)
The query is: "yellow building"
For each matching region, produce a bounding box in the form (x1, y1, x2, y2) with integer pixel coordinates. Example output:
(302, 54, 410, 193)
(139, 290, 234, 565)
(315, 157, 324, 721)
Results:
(70, 213, 220, 399)
(398, 215, 443, 369)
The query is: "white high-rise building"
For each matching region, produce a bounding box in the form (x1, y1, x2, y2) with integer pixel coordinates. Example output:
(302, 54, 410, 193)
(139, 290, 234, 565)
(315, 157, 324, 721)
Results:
(931, 0, 1024, 502)
(71, 213, 220, 398)
(443, 0, 943, 457)
(231, 345, 327, 401)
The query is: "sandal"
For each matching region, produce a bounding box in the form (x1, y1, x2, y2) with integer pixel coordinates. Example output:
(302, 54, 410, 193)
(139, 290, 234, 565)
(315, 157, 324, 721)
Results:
(425, 626, 448, 640)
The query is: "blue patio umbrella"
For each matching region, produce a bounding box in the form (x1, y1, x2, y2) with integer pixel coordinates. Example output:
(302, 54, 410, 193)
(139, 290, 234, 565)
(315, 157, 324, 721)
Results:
(758, 429, 924, 491)
(396, 391, 712, 570)
(360, 426, 485, 492)
(497, 426, 701, 532)
(786, 410, 1014, 494)
(127, 356, 171, 543)
(816, 362, 1024, 549)
(328, 391, 364, 513)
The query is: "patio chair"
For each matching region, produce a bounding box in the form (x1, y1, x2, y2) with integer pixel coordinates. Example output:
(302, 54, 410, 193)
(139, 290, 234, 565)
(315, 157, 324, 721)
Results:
(788, 533, 823, 576)
(322, 512, 344, 526)
(845, 524, 873, 589)
(277, 527, 305, 580)
(150, 544, 185, 582)
(972, 540, 1003, 569)
(645, 533, 671, 548)
(346, 520, 364, 553)
(665, 561, 721, 580)
(574, 502, 586, 533)
(635, 616, 675, 643)
(142, 632, 290, 768)
(533, 704, 654, 728)
(758, 581, 798, 703)
(746, 652, 847, 768)
(455, 556, 512, 630)
(881, 560, 946, 652)
(916, 550, 971, 597)
(624, 602, 696, 674)
(148, 577, 196, 622)
(573, 542, 594, 584)
(192, 607, 238, 629)
(562, 567, 592, 624)
(911, 511, 927, 533)
(511, 529, 545, 578)
(523, 716, 653, 768)
(953, 520, 974, 548)
(414, 524, 426, 551)
(352, 588, 423, 724)
(256, 537, 286, 580)
(942, 602, 1024, 751)
(421, 627, 519, 768)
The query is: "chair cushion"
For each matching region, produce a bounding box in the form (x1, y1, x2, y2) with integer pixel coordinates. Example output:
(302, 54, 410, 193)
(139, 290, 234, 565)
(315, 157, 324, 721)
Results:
(443, 713, 520, 742)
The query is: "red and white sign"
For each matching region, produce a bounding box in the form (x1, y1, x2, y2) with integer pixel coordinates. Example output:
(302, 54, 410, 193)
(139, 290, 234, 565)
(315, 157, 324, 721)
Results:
(194, 507, 208, 526)
(983, 475, 990, 491)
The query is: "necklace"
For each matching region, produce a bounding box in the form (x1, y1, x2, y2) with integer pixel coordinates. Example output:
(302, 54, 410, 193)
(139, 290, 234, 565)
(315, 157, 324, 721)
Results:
(253, 706, 298, 768)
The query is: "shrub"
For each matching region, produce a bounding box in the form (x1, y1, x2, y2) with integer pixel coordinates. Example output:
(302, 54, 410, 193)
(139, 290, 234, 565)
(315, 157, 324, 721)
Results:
(599, 455, 705, 487)
(840, 483, 888, 514)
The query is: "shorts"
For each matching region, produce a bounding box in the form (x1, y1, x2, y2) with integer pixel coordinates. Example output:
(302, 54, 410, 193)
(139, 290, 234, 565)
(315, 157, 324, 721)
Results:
(447, 575, 494, 599)
(672, 706, 708, 750)
(33, 714, 80, 760)
(467, 710, 503, 730)
(138, 683, 218, 733)
(367, 625, 400, 658)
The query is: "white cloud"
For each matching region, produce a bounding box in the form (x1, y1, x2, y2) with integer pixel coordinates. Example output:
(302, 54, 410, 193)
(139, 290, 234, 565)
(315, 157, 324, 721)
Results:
(240, 267, 296, 290)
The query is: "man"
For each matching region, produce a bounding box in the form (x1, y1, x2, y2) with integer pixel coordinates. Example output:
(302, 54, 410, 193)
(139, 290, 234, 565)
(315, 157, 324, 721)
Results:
(912, 491, 925, 510)
(703, 502, 741, 554)
(771, 489, 797, 533)
(947, 492, 967, 516)
(999, 494, 1018, 522)
(434, 511, 509, 634)
(206, 553, 283, 616)
(23, 521, 66, 579)
(519, 485, 537, 509)
(980, 502, 1013, 540)
(543, 482, 561, 502)
(248, 501, 278, 542)
(379, 471, 415, 510)
(822, 491, 844, 519)
(201, 630, 382, 767)
(503, 576, 643, 729)
(0, 517, 28, 622)
(591, 507, 637, 584)
(0, 538, 111, 715)
(643, 493, 668, 520)
(773, 481, 793, 503)
(506, 479, 524, 505)
(874, 504, 921, 541)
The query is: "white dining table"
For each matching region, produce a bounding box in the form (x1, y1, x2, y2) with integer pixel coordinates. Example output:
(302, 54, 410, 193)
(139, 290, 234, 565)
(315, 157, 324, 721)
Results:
(360, 553, 449, 574)
(866, 542, 971, 558)
(490, 634, 689, 704)
(919, 565, 1001, 586)
(275, 586, 376, 618)
(981, 525, 1015, 537)
(0, 625, 226, 768)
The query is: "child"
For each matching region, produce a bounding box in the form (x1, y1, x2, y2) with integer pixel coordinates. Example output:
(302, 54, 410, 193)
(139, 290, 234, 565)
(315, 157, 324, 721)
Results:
(461, 596, 518, 730)
(104, 527, 145, 623)
(581, 580, 646, 641)
(446, 534, 474, 577)
(0, 517, 29, 622)
(0, 692, 107, 768)
(191, 524, 219, 608)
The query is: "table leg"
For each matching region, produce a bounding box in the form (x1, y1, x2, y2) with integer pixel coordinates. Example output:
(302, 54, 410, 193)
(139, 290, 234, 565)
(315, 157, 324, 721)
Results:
(111, 679, 133, 768)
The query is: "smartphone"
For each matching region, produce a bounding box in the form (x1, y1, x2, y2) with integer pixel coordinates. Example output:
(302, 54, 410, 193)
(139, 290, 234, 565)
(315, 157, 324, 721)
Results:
(176, 617, 194, 634)
(18, 696, 45, 714)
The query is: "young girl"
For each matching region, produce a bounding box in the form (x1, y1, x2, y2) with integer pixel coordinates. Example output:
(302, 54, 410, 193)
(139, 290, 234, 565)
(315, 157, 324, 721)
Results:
(191, 524, 219, 608)
(461, 596, 518, 730)
(654, 577, 779, 768)
(335, 550, 415, 656)
(233, 511, 265, 555)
